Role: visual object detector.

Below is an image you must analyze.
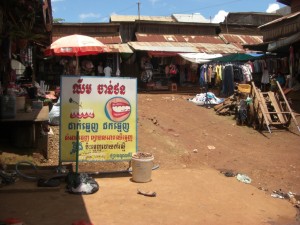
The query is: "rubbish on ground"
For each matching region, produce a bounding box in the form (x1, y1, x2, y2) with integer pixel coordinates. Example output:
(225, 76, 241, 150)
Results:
(66, 172, 99, 195)
(236, 173, 252, 184)
(48, 98, 60, 125)
(268, 190, 300, 207)
(189, 92, 224, 106)
(132, 152, 153, 159)
(271, 190, 289, 199)
(207, 145, 215, 150)
(271, 193, 285, 199)
(258, 187, 268, 192)
(220, 170, 236, 177)
(0, 170, 18, 186)
(137, 189, 156, 197)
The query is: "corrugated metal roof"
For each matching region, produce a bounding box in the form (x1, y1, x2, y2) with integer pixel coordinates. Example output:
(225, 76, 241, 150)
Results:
(220, 34, 263, 45)
(136, 33, 224, 44)
(219, 34, 263, 49)
(128, 42, 198, 53)
(259, 11, 300, 28)
(172, 14, 210, 23)
(105, 43, 133, 53)
(128, 42, 243, 54)
(95, 36, 122, 44)
(110, 15, 174, 22)
(192, 43, 243, 54)
(52, 35, 122, 44)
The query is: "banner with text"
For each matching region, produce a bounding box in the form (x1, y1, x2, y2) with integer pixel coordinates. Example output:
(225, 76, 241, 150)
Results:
(59, 76, 137, 162)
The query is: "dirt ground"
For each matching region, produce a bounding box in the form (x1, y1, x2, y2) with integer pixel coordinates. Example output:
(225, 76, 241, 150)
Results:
(1, 89, 300, 225)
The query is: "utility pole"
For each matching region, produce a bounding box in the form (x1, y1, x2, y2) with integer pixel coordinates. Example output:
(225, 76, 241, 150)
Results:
(137, 0, 141, 31)
(137, 0, 141, 20)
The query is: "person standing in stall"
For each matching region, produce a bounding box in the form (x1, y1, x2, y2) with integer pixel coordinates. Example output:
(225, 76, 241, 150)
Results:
(97, 61, 104, 76)
(104, 64, 112, 77)
(169, 63, 177, 83)
(144, 59, 153, 81)
(261, 64, 270, 91)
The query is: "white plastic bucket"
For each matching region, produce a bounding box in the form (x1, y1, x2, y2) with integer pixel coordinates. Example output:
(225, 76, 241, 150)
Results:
(131, 154, 154, 183)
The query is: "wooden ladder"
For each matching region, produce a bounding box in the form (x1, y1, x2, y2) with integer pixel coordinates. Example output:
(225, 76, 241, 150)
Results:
(251, 81, 300, 133)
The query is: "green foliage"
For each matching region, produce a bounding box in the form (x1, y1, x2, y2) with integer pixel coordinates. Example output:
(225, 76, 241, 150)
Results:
(53, 18, 65, 23)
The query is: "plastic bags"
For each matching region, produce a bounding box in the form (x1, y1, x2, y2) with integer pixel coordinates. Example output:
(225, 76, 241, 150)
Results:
(66, 172, 99, 195)
(49, 98, 60, 125)
(189, 92, 224, 106)
(236, 173, 252, 184)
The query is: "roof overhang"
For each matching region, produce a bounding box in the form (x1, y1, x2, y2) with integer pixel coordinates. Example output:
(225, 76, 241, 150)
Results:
(267, 32, 300, 52)
(128, 41, 243, 54)
(128, 42, 198, 53)
(106, 43, 133, 53)
(136, 33, 224, 44)
(131, 33, 244, 54)
(259, 11, 300, 29)
(193, 43, 244, 54)
(148, 51, 179, 57)
(52, 35, 122, 44)
(243, 42, 269, 52)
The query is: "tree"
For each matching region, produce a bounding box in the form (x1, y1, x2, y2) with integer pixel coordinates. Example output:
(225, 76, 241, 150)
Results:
(53, 18, 65, 23)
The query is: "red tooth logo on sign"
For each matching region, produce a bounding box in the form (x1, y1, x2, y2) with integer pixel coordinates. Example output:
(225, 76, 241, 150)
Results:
(105, 97, 131, 122)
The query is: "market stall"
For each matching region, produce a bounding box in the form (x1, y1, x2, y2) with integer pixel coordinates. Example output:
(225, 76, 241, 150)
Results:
(0, 105, 49, 157)
(0, 0, 53, 156)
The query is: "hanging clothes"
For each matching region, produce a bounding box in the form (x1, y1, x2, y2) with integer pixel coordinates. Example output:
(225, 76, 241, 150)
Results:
(207, 65, 213, 83)
(199, 64, 207, 87)
(211, 64, 217, 87)
(261, 68, 270, 84)
(261, 68, 270, 91)
(241, 64, 252, 82)
(215, 64, 223, 85)
(222, 64, 234, 97)
(233, 65, 244, 82)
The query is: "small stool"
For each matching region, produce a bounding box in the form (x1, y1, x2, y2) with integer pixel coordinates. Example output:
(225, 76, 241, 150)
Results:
(171, 83, 177, 92)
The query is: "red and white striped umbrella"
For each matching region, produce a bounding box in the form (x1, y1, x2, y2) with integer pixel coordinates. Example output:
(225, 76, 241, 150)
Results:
(48, 34, 110, 74)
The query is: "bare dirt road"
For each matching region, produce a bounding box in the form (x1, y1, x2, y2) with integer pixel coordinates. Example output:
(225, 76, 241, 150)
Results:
(1, 91, 300, 225)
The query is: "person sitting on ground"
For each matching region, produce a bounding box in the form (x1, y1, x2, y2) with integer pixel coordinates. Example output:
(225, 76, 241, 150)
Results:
(276, 72, 286, 88)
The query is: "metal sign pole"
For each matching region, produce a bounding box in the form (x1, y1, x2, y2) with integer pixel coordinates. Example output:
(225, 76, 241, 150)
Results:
(76, 130, 79, 173)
